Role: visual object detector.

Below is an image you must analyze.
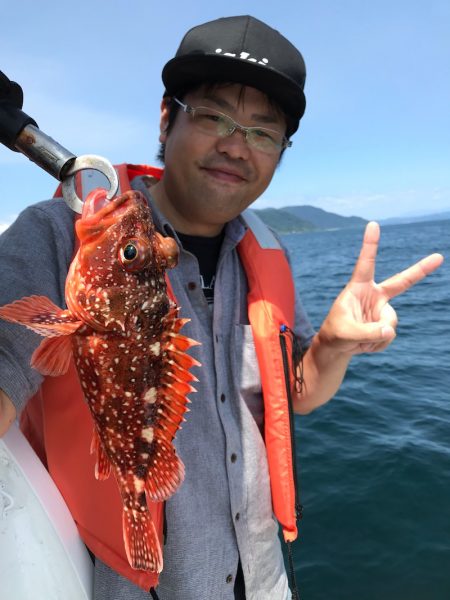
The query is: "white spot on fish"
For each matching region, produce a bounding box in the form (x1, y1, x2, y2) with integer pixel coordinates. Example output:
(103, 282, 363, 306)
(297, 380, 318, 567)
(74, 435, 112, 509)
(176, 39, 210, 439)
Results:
(133, 476, 145, 493)
(149, 342, 160, 356)
(142, 427, 154, 443)
(143, 388, 157, 404)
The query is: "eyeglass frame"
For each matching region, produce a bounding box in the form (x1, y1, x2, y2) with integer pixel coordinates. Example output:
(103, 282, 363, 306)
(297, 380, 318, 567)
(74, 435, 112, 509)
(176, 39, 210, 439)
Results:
(171, 96, 293, 153)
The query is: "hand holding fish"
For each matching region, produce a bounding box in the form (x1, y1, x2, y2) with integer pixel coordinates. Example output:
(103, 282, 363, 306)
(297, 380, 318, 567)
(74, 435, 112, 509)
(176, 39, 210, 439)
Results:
(317, 221, 444, 355)
(0, 389, 16, 437)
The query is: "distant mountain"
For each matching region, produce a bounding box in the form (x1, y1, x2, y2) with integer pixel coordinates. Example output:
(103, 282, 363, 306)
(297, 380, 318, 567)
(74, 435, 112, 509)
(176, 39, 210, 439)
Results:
(252, 205, 368, 233)
(252, 207, 315, 233)
(281, 205, 368, 229)
(252, 204, 449, 233)
(379, 211, 450, 225)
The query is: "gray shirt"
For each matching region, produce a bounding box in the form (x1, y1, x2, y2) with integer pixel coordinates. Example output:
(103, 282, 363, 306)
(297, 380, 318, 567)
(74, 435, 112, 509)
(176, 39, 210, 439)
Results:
(0, 176, 314, 600)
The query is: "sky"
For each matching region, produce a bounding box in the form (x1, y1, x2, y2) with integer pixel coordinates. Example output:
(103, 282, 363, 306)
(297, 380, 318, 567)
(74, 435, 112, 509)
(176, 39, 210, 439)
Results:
(0, 0, 449, 232)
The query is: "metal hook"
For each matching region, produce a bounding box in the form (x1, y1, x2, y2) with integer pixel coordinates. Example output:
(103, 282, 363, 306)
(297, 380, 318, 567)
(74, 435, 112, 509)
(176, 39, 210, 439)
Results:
(61, 154, 119, 213)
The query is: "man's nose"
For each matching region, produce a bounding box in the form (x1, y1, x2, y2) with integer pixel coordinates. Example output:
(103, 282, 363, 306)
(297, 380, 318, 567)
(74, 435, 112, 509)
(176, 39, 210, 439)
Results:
(215, 127, 250, 160)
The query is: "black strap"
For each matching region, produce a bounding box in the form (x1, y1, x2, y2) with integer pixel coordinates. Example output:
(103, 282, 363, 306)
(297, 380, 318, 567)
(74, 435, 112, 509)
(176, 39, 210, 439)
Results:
(149, 588, 160, 600)
(287, 541, 300, 599)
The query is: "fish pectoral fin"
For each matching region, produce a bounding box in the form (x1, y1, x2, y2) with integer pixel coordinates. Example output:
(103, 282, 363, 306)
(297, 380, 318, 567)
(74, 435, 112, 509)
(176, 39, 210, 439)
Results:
(145, 438, 185, 502)
(31, 335, 74, 376)
(90, 429, 112, 480)
(123, 508, 163, 573)
(0, 295, 82, 337)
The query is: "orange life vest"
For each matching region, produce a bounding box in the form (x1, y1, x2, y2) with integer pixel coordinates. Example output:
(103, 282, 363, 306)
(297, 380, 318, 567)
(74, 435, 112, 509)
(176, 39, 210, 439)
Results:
(20, 164, 301, 591)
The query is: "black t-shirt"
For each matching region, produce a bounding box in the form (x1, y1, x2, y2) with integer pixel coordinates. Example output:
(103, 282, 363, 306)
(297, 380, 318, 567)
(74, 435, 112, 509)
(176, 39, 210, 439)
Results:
(176, 230, 225, 306)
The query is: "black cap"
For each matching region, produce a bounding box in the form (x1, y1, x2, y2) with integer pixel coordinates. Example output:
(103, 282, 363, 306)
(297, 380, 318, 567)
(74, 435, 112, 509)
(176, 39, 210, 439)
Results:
(162, 16, 306, 135)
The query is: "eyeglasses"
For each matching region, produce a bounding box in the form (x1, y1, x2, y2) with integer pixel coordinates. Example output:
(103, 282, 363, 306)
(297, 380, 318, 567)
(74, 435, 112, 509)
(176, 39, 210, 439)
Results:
(172, 97, 292, 155)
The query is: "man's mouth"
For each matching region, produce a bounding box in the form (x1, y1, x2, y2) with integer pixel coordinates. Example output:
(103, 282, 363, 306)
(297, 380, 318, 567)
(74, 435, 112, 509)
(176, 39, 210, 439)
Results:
(200, 164, 249, 184)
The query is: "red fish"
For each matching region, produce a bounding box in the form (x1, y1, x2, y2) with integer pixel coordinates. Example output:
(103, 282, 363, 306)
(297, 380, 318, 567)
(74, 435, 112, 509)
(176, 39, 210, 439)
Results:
(0, 189, 199, 573)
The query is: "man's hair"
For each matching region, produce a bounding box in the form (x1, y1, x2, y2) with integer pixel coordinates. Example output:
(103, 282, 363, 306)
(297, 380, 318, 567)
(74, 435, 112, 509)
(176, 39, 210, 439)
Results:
(156, 85, 192, 164)
(156, 82, 295, 164)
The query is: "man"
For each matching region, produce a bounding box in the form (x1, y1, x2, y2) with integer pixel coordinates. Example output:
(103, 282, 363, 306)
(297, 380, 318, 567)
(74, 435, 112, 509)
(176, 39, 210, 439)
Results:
(0, 15, 443, 600)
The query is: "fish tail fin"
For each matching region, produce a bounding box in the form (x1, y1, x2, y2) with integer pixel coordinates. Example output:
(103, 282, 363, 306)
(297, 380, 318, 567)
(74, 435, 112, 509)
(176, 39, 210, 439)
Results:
(145, 437, 185, 502)
(122, 508, 163, 573)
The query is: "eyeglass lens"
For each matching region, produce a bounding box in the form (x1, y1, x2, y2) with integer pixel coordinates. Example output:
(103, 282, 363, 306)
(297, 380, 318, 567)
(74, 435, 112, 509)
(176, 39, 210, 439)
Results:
(191, 107, 285, 154)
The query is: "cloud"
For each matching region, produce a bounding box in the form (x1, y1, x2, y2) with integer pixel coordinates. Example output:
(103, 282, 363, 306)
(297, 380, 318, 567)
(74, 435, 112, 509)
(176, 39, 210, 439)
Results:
(0, 222, 12, 234)
(303, 193, 388, 217)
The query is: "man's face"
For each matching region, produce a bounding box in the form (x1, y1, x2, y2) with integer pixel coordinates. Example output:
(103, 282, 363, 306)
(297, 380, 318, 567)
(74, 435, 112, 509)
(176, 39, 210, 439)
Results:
(152, 84, 287, 236)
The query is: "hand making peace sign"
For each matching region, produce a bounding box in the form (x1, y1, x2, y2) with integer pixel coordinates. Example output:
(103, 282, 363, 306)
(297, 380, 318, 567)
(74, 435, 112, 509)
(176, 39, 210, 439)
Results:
(317, 222, 444, 356)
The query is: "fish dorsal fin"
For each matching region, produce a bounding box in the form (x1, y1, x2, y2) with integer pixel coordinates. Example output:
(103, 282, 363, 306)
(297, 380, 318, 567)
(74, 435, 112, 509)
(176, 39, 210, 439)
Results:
(145, 437, 185, 503)
(142, 314, 200, 504)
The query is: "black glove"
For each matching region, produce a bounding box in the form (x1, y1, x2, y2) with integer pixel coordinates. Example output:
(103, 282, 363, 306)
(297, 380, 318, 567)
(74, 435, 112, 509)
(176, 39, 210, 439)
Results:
(0, 70, 38, 150)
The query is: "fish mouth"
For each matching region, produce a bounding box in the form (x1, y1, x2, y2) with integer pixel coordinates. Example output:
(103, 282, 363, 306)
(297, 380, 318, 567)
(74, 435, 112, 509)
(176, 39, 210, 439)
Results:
(82, 189, 147, 221)
(76, 190, 148, 243)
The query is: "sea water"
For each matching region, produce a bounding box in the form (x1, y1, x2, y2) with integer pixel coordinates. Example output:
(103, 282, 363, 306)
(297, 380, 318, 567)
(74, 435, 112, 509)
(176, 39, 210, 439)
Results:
(282, 219, 450, 600)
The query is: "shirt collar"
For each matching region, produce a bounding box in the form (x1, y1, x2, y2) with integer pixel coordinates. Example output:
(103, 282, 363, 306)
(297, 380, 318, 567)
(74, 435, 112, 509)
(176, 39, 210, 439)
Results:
(131, 174, 248, 249)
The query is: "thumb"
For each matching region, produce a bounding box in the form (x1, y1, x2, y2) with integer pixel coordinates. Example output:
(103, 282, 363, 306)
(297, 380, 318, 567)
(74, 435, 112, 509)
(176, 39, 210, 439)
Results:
(0, 390, 16, 437)
(350, 323, 397, 354)
(352, 321, 396, 345)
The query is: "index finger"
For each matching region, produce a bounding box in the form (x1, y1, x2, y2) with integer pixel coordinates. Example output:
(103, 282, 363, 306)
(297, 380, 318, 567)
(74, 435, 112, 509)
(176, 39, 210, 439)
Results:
(380, 253, 444, 299)
(351, 221, 380, 283)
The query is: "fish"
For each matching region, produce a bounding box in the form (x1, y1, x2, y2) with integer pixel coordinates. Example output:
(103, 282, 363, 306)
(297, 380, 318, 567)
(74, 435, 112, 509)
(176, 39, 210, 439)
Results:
(0, 188, 200, 573)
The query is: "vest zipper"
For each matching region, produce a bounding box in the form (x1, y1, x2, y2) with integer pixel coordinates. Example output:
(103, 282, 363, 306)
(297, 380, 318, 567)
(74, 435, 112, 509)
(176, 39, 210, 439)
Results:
(279, 325, 302, 600)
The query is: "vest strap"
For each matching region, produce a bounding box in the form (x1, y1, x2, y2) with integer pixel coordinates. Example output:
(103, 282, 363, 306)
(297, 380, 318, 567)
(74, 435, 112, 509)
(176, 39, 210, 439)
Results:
(241, 208, 282, 250)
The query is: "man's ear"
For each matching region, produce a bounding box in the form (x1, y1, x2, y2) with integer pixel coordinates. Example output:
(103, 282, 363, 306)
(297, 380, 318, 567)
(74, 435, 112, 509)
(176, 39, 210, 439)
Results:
(159, 97, 170, 143)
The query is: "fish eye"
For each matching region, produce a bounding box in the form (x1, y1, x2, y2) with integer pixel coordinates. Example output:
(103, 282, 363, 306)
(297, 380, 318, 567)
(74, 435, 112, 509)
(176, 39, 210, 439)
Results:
(119, 237, 151, 272)
(122, 243, 138, 262)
